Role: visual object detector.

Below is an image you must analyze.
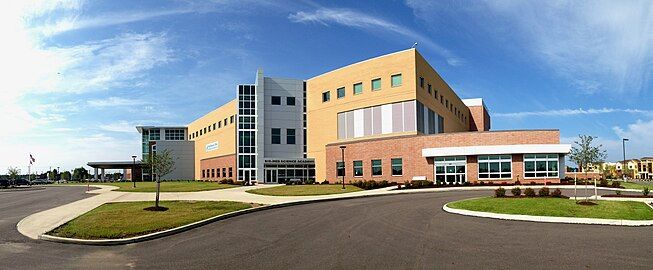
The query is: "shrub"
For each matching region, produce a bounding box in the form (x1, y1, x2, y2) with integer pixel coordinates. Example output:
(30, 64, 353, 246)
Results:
(218, 179, 235, 185)
(551, 188, 562, 198)
(306, 178, 315, 185)
(409, 180, 435, 189)
(321, 180, 329, 185)
(511, 187, 522, 197)
(495, 187, 506, 197)
(538, 187, 550, 197)
(611, 181, 622, 188)
(352, 180, 393, 190)
(524, 188, 536, 197)
(615, 190, 622, 195)
(599, 178, 609, 187)
(644, 187, 650, 196)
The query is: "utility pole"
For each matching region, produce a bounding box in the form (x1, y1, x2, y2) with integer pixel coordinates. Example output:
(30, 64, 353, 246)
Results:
(622, 138, 629, 182)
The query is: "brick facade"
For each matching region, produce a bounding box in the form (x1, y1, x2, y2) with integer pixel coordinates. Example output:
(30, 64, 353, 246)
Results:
(468, 105, 490, 131)
(199, 154, 237, 181)
(325, 130, 562, 184)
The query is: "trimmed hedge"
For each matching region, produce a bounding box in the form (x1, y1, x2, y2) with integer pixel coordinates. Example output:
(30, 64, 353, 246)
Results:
(352, 180, 395, 190)
(524, 188, 536, 197)
(495, 187, 506, 197)
(511, 187, 521, 196)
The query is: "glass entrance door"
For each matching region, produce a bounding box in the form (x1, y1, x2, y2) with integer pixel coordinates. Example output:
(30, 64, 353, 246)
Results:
(265, 169, 278, 183)
(434, 156, 467, 185)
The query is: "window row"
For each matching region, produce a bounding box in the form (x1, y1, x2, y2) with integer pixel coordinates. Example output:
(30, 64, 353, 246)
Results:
(336, 158, 403, 177)
(201, 167, 233, 179)
(419, 76, 468, 125)
(271, 128, 296, 145)
(271, 96, 296, 106)
(164, 129, 185, 141)
(322, 74, 403, 102)
(190, 115, 236, 140)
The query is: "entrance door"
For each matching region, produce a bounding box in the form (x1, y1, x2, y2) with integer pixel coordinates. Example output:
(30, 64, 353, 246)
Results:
(265, 169, 278, 184)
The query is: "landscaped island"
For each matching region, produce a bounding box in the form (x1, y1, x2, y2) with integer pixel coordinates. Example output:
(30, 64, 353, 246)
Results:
(49, 201, 253, 239)
(247, 184, 362, 196)
(448, 197, 653, 220)
(57, 181, 238, 192)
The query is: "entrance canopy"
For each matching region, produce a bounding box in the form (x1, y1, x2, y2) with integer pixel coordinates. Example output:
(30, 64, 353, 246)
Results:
(87, 161, 144, 181)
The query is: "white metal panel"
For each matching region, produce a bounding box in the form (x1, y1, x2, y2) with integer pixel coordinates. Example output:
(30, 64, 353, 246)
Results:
(381, 104, 393, 134)
(422, 144, 572, 157)
(354, 108, 364, 138)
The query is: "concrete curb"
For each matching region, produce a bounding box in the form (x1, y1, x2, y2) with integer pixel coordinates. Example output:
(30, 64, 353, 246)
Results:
(0, 186, 46, 192)
(442, 202, 653, 227)
(38, 191, 412, 246)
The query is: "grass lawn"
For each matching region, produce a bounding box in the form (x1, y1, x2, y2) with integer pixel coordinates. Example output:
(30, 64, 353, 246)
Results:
(49, 201, 252, 239)
(617, 181, 653, 191)
(448, 197, 653, 220)
(246, 184, 363, 196)
(55, 181, 238, 192)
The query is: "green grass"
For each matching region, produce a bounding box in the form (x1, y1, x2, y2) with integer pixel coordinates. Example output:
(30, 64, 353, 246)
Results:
(49, 201, 252, 239)
(246, 184, 363, 196)
(55, 181, 238, 192)
(448, 197, 653, 220)
(617, 181, 653, 191)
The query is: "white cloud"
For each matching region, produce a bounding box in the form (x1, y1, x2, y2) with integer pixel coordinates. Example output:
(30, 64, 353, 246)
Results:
(87, 97, 150, 108)
(494, 108, 653, 119)
(98, 121, 139, 133)
(289, 7, 463, 66)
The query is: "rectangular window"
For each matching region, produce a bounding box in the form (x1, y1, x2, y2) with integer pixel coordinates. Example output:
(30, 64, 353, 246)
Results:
(372, 159, 382, 176)
(391, 74, 402, 87)
(478, 155, 512, 179)
(337, 87, 345, 99)
(164, 129, 185, 140)
(271, 128, 281, 144)
(391, 158, 403, 176)
(353, 161, 363, 177)
(149, 129, 161, 140)
(353, 83, 363, 95)
(434, 156, 466, 185)
(230, 115, 234, 123)
(419, 77, 424, 88)
(286, 129, 296, 144)
(271, 96, 281, 105)
(202, 170, 205, 178)
(371, 78, 381, 91)
(427, 84, 432, 94)
(228, 167, 233, 178)
(286, 97, 296, 106)
(322, 91, 330, 102)
(336, 161, 345, 177)
(211, 169, 215, 178)
(524, 154, 559, 178)
(222, 168, 226, 178)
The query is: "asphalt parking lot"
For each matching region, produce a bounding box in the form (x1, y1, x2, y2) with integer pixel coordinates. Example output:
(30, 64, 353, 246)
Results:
(1, 187, 651, 269)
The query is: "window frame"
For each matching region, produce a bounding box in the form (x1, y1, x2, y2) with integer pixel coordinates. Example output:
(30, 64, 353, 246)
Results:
(337, 87, 346, 99)
(322, 91, 330, 102)
(391, 158, 403, 176)
(286, 128, 296, 145)
(271, 96, 281, 105)
(478, 155, 513, 180)
(371, 159, 382, 176)
(336, 161, 345, 177)
(271, 128, 281, 144)
(353, 82, 363, 95)
(286, 96, 296, 106)
(371, 78, 382, 91)
(353, 160, 363, 177)
(524, 154, 560, 178)
(391, 74, 402, 87)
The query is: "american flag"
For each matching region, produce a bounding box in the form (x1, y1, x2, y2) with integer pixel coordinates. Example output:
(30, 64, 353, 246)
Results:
(30, 154, 35, 165)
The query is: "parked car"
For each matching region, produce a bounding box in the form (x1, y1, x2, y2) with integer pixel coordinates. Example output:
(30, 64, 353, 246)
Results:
(13, 178, 32, 186)
(31, 179, 53, 185)
(0, 179, 9, 188)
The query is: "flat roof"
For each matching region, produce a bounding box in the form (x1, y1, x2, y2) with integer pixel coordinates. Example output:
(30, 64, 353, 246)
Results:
(136, 126, 187, 134)
(87, 161, 144, 169)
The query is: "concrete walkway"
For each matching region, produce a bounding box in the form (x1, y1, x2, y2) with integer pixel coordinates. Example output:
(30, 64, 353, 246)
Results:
(16, 184, 646, 240)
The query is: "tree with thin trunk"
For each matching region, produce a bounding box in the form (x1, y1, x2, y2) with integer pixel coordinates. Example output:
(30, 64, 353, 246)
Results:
(7, 167, 20, 186)
(568, 135, 607, 202)
(144, 149, 175, 209)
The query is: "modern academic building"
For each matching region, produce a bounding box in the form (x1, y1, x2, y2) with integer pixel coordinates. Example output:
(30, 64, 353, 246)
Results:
(135, 48, 570, 184)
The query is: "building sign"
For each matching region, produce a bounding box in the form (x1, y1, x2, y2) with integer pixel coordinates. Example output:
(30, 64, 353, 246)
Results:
(205, 141, 219, 152)
(264, 158, 315, 165)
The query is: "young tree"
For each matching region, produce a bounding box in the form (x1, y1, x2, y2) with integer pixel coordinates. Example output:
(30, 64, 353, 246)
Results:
(144, 149, 176, 209)
(7, 167, 20, 186)
(73, 167, 89, 181)
(568, 135, 607, 202)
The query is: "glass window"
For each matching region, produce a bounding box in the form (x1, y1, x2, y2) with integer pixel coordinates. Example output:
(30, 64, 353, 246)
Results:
(337, 87, 345, 99)
(164, 129, 185, 140)
(286, 97, 295, 106)
(336, 161, 344, 177)
(353, 161, 363, 177)
(524, 154, 559, 178)
(391, 158, 403, 176)
(271, 96, 281, 105)
(478, 155, 512, 179)
(353, 83, 363, 95)
(371, 159, 382, 176)
(149, 129, 160, 140)
(427, 84, 432, 94)
(229, 167, 233, 178)
(271, 128, 281, 144)
(286, 129, 296, 144)
(371, 78, 381, 91)
(419, 77, 424, 88)
(434, 156, 466, 185)
(230, 115, 234, 123)
(391, 74, 402, 87)
(322, 91, 330, 102)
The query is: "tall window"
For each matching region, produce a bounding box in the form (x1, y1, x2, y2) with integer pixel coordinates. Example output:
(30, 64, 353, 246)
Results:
(230, 115, 234, 123)
(434, 156, 466, 185)
(337, 87, 345, 99)
(419, 77, 424, 88)
(524, 154, 559, 178)
(286, 97, 296, 106)
(211, 168, 215, 178)
(391, 74, 402, 87)
(336, 161, 344, 177)
(478, 155, 512, 179)
(427, 84, 432, 94)
(353, 161, 363, 177)
(271, 128, 281, 144)
(222, 168, 226, 178)
(286, 129, 296, 144)
(372, 159, 382, 176)
(228, 167, 233, 178)
(391, 158, 403, 176)
(271, 96, 281, 105)
(353, 83, 363, 95)
(149, 129, 161, 140)
(322, 91, 330, 102)
(371, 78, 381, 91)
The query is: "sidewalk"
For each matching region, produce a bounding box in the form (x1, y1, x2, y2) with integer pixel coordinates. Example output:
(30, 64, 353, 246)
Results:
(16, 184, 645, 240)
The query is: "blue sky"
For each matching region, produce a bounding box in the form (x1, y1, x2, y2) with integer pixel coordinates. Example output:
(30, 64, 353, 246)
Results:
(1, 0, 652, 173)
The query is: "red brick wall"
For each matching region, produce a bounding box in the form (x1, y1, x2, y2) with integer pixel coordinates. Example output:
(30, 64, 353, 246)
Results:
(468, 105, 490, 131)
(325, 130, 561, 184)
(200, 154, 237, 181)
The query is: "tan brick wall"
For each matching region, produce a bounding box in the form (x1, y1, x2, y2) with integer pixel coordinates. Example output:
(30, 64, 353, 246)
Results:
(468, 105, 490, 131)
(199, 154, 236, 181)
(324, 130, 562, 184)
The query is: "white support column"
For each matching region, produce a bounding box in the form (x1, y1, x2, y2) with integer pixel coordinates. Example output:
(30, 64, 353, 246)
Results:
(94, 168, 98, 181)
(101, 168, 105, 182)
(122, 169, 127, 181)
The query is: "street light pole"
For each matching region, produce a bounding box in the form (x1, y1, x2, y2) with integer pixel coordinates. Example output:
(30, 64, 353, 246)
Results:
(57, 166, 60, 183)
(340, 146, 346, 190)
(623, 138, 629, 182)
(132, 155, 137, 188)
